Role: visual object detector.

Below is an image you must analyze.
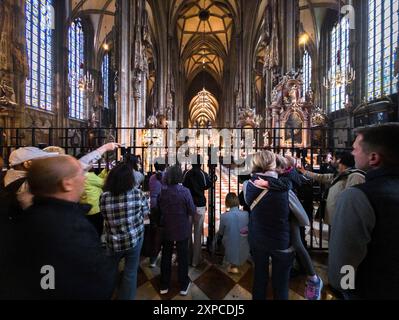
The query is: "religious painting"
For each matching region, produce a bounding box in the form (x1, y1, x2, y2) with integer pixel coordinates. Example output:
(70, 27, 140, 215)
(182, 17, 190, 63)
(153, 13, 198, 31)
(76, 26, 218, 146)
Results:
(285, 112, 303, 145)
(311, 127, 325, 148)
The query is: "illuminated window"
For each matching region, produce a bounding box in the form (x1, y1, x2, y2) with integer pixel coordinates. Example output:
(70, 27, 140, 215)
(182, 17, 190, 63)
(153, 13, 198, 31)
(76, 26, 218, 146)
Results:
(68, 18, 85, 120)
(25, 0, 54, 111)
(367, 0, 398, 100)
(302, 50, 312, 97)
(329, 17, 350, 112)
(102, 53, 109, 109)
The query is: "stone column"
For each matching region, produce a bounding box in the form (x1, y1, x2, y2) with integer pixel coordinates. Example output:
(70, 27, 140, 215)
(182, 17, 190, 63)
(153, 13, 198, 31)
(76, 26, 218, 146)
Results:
(280, 0, 299, 73)
(115, 0, 147, 146)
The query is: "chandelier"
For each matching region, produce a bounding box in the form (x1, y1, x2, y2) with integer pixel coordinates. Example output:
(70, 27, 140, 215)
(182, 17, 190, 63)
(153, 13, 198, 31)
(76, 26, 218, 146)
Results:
(69, 63, 94, 93)
(322, 3, 355, 89)
(323, 58, 355, 89)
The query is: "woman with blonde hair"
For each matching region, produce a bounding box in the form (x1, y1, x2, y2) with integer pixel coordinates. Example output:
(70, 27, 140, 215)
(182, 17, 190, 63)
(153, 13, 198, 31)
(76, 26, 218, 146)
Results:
(244, 151, 294, 300)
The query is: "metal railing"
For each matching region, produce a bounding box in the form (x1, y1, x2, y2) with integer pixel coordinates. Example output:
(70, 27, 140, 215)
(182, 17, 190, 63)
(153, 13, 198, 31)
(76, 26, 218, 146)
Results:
(0, 126, 354, 251)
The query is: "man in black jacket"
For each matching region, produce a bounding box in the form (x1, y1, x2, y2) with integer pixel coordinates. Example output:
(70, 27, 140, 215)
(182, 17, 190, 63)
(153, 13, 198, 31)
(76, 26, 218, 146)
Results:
(0, 155, 117, 300)
(329, 123, 399, 299)
(183, 155, 212, 267)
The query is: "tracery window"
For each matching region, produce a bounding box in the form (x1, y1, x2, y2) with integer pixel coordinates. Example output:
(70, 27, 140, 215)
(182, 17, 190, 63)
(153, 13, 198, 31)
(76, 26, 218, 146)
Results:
(102, 53, 109, 109)
(68, 18, 85, 120)
(25, 0, 54, 111)
(367, 0, 399, 100)
(302, 50, 312, 96)
(329, 17, 350, 112)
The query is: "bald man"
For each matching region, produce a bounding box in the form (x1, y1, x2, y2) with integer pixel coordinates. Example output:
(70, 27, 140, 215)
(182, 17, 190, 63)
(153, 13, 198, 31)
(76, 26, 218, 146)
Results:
(1, 156, 117, 300)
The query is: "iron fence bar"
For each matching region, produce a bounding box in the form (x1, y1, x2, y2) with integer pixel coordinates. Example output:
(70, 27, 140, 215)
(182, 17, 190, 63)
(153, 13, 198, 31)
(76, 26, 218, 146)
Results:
(15, 128, 19, 147)
(31, 128, 35, 147)
(48, 128, 53, 146)
(310, 128, 315, 250)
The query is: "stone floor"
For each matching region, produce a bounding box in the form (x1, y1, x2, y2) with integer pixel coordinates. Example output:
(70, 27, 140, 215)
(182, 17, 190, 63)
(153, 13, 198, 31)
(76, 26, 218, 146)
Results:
(128, 250, 338, 300)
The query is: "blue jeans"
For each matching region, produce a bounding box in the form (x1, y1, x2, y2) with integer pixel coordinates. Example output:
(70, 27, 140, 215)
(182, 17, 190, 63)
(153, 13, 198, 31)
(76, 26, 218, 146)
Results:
(251, 244, 294, 300)
(114, 236, 143, 300)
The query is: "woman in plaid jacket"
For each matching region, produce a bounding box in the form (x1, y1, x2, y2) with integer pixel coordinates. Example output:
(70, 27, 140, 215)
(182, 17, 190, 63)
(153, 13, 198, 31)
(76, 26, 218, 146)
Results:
(100, 163, 150, 300)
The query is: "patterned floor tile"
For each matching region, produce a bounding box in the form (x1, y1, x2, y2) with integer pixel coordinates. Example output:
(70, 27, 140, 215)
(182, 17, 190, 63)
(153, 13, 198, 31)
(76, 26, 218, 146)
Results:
(194, 265, 236, 300)
(136, 282, 162, 300)
(188, 262, 211, 282)
(224, 284, 252, 300)
(150, 265, 191, 300)
(172, 283, 210, 300)
(215, 261, 252, 283)
(140, 258, 161, 280)
(133, 249, 339, 300)
(237, 267, 253, 293)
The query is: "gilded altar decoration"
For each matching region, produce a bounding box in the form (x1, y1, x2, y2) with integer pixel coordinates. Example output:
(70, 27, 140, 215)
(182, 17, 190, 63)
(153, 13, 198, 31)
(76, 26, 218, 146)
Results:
(237, 106, 263, 128)
(311, 105, 327, 127)
(267, 71, 314, 148)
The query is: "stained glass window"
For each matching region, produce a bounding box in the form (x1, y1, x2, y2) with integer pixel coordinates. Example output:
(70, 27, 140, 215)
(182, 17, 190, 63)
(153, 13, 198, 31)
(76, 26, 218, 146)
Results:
(68, 18, 85, 120)
(25, 0, 53, 111)
(368, 0, 398, 100)
(302, 50, 312, 97)
(329, 17, 350, 112)
(102, 53, 109, 109)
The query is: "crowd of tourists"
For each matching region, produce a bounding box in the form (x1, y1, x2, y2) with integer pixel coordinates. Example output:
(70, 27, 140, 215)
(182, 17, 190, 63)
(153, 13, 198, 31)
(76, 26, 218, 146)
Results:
(0, 123, 398, 300)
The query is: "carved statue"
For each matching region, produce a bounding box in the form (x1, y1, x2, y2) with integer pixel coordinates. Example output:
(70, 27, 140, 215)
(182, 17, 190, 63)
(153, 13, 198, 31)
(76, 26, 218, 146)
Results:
(132, 70, 142, 99)
(89, 111, 97, 128)
(237, 106, 263, 128)
(147, 114, 158, 128)
(166, 90, 173, 115)
(305, 89, 314, 104)
(0, 79, 17, 108)
(288, 84, 300, 106)
(235, 87, 242, 109)
(263, 130, 270, 147)
(142, 11, 152, 48)
(311, 106, 327, 127)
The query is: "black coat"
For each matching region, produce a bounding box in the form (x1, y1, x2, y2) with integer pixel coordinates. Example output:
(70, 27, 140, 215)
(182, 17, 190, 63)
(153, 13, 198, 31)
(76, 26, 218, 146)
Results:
(1, 197, 117, 300)
(183, 167, 212, 207)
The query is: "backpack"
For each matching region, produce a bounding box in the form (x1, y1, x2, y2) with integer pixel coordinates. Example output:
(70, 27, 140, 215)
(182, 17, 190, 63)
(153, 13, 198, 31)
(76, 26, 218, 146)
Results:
(0, 177, 26, 220)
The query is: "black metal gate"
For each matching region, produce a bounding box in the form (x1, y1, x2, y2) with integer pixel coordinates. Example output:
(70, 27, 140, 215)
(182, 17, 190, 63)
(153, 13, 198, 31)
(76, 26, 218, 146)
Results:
(0, 126, 354, 251)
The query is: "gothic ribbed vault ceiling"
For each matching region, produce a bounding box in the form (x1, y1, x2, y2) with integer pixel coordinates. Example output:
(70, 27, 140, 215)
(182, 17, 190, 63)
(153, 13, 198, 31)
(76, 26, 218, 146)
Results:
(71, 0, 115, 52)
(173, 0, 239, 82)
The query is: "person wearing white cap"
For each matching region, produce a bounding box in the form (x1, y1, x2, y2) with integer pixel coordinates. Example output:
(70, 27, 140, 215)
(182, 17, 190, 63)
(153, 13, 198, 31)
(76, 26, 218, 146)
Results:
(43, 142, 120, 172)
(3, 147, 59, 210)
(3, 142, 119, 211)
